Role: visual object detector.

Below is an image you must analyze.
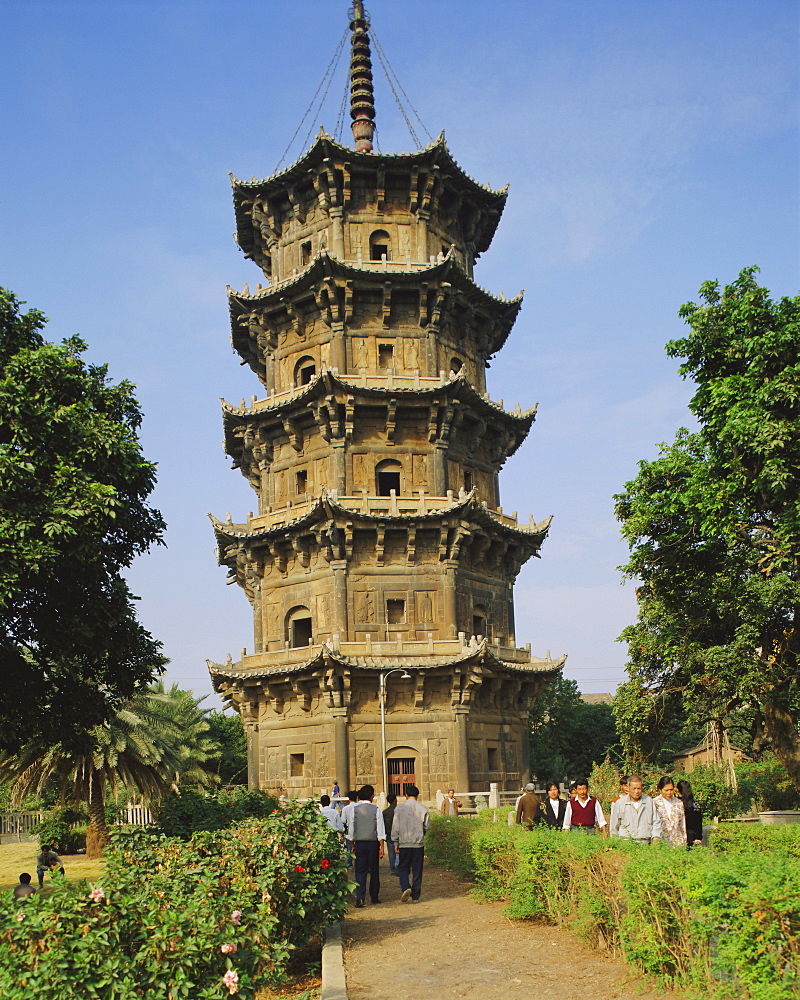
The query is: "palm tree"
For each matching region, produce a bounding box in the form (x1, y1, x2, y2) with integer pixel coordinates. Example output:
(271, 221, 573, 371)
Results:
(0, 683, 220, 857)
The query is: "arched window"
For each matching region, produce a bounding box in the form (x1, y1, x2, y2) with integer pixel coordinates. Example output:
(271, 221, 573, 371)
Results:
(294, 355, 316, 387)
(450, 357, 463, 375)
(286, 606, 313, 648)
(369, 229, 391, 262)
(375, 459, 402, 497)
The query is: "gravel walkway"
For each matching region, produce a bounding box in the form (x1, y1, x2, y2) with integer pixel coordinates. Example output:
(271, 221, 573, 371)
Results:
(342, 861, 675, 1000)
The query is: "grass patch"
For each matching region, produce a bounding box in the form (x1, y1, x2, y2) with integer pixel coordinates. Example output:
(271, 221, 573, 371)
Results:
(0, 840, 104, 895)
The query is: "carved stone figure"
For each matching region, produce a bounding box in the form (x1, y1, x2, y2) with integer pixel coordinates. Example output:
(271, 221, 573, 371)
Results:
(418, 591, 433, 623)
(356, 741, 374, 778)
(357, 591, 374, 623)
(429, 738, 447, 774)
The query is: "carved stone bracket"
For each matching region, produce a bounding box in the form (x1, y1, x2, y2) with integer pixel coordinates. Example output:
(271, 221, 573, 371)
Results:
(283, 417, 303, 452)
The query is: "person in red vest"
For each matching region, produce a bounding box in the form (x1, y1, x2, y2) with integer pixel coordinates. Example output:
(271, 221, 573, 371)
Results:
(562, 778, 607, 835)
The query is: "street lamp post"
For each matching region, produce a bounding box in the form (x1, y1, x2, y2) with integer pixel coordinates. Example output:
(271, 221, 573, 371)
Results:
(379, 668, 411, 796)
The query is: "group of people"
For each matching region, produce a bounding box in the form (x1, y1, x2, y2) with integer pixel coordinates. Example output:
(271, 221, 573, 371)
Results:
(319, 783, 430, 906)
(12, 845, 65, 902)
(515, 775, 703, 847)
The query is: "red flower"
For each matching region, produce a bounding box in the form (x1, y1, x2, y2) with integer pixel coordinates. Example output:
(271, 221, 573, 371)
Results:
(294, 865, 305, 873)
(321, 859, 330, 870)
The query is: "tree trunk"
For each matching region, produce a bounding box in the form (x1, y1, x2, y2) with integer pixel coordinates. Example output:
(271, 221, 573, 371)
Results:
(762, 699, 800, 794)
(85, 776, 109, 859)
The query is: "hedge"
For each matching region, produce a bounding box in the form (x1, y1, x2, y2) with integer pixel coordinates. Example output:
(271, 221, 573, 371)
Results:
(427, 815, 799, 999)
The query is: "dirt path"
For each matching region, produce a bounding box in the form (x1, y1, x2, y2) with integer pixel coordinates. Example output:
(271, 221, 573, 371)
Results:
(343, 861, 675, 1000)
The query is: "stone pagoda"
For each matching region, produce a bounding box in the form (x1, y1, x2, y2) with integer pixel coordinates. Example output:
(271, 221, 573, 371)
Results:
(208, 2, 565, 801)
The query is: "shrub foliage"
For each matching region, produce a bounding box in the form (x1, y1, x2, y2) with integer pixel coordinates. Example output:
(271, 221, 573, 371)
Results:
(0, 800, 349, 999)
(429, 815, 799, 999)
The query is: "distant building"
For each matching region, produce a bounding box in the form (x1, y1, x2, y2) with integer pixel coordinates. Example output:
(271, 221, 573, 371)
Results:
(672, 741, 748, 773)
(581, 693, 613, 705)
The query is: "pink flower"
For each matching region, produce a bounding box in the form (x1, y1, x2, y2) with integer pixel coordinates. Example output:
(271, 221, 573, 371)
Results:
(223, 969, 239, 994)
(221, 942, 237, 954)
(231, 910, 242, 926)
(89, 887, 105, 903)
(293, 865, 305, 873)
(321, 859, 330, 870)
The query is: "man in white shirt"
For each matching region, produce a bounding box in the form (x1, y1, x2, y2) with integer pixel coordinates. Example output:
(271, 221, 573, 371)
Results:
(319, 794, 344, 832)
(562, 779, 607, 834)
(609, 775, 663, 843)
(340, 789, 359, 866)
(343, 784, 386, 907)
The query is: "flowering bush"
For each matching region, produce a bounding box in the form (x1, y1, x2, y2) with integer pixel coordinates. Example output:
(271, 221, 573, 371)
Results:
(0, 800, 350, 999)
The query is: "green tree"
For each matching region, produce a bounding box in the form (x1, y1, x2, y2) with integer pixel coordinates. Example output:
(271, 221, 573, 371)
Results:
(206, 710, 248, 785)
(529, 675, 621, 780)
(0, 289, 166, 751)
(612, 674, 705, 768)
(616, 268, 800, 790)
(0, 683, 219, 856)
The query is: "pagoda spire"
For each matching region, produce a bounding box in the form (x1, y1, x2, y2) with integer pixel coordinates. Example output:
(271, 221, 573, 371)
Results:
(349, 1, 375, 152)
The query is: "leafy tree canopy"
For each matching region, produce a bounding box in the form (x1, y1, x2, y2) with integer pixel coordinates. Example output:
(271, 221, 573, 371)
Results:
(206, 710, 248, 785)
(616, 268, 800, 790)
(0, 289, 167, 751)
(529, 675, 620, 781)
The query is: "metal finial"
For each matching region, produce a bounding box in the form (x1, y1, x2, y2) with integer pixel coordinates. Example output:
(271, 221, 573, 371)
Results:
(349, 2, 375, 152)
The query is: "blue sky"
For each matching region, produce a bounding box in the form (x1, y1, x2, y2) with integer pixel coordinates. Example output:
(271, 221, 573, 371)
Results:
(2, 0, 798, 706)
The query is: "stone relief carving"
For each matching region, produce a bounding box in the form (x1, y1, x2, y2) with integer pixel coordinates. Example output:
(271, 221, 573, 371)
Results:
(357, 591, 375, 623)
(356, 741, 374, 778)
(268, 748, 281, 780)
(429, 738, 448, 774)
(417, 591, 433, 623)
(354, 453, 366, 485)
(316, 743, 329, 778)
(404, 339, 418, 370)
(413, 454, 427, 489)
(355, 338, 368, 370)
(317, 594, 330, 629)
(468, 740, 482, 774)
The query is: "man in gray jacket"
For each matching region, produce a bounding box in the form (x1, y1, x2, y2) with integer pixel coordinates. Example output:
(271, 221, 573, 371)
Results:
(609, 775, 663, 843)
(343, 785, 386, 907)
(392, 784, 429, 903)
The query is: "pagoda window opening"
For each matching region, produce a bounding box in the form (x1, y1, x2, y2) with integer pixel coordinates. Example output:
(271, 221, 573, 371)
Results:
(290, 753, 305, 777)
(487, 746, 500, 772)
(378, 344, 394, 369)
(376, 459, 402, 496)
(301, 240, 312, 265)
(386, 599, 406, 624)
(287, 606, 313, 648)
(295, 470, 308, 495)
(450, 357, 463, 375)
(370, 229, 391, 262)
(295, 356, 316, 386)
(472, 605, 487, 638)
(463, 470, 474, 493)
